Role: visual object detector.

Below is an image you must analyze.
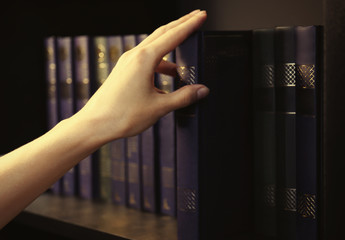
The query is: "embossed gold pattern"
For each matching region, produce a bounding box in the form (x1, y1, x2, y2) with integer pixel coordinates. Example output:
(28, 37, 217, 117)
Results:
(178, 187, 197, 213)
(296, 64, 315, 89)
(283, 188, 297, 212)
(264, 184, 276, 207)
(262, 64, 275, 87)
(298, 193, 316, 219)
(276, 63, 296, 87)
(177, 66, 196, 85)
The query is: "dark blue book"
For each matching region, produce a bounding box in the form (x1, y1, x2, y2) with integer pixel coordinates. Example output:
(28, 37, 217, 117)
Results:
(57, 36, 77, 196)
(73, 35, 97, 199)
(252, 28, 277, 239)
(296, 26, 322, 240)
(123, 35, 142, 209)
(45, 36, 61, 195)
(107, 35, 127, 205)
(274, 26, 297, 240)
(156, 51, 176, 216)
(176, 31, 253, 240)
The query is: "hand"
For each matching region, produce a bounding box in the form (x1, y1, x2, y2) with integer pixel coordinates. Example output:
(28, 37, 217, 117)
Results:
(75, 10, 209, 141)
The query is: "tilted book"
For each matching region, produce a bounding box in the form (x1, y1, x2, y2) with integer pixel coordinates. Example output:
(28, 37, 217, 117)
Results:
(252, 28, 277, 239)
(295, 26, 323, 240)
(274, 26, 297, 240)
(107, 35, 127, 205)
(156, 51, 176, 216)
(176, 31, 253, 240)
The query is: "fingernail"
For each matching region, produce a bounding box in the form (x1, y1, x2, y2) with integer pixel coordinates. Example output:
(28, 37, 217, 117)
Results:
(197, 10, 207, 16)
(197, 87, 210, 100)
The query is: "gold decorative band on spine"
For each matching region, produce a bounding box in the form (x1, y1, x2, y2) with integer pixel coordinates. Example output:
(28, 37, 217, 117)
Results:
(283, 188, 297, 212)
(178, 187, 198, 213)
(296, 64, 316, 89)
(177, 66, 196, 85)
(261, 64, 275, 88)
(297, 193, 317, 219)
(275, 63, 296, 87)
(264, 184, 276, 207)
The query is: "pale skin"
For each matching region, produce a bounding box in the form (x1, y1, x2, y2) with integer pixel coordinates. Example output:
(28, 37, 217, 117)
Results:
(0, 10, 209, 228)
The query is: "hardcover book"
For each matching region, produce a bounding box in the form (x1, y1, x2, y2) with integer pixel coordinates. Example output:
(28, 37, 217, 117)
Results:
(274, 26, 297, 240)
(123, 35, 142, 209)
(176, 31, 253, 240)
(107, 35, 127, 205)
(57, 36, 77, 196)
(156, 51, 176, 216)
(252, 28, 277, 239)
(295, 26, 322, 240)
(93, 36, 112, 201)
(45, 36, 61, 195)
(73, 35, 96, 199)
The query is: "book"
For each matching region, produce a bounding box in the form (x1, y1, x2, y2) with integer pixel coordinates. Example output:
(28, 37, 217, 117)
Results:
(123, 35, 142, 209)
(73, 35, 96, 199)
(295, 26, 322, 240)
(156, 51, 177, 216)
(107, 35, 127, 205)
(135, 34, 159, 212)
(274, 26, 297, 240)
(92, 36, 112, 201)
(57, 36, 77, 196)
(45, 36, 61, 195)
(176, 31, 253, 240)
(252, 28, 277, 239)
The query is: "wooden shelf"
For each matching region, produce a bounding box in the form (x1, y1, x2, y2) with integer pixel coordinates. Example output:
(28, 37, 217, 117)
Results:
(15, 194, 177, 240)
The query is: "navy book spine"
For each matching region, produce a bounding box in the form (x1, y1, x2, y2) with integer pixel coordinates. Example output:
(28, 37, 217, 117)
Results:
(295, 26, 322, 240)
(252, 28, 277, 239)
(176, 31, 253, 240)
(156, 51, 176, 216)
(274, 26, 297, 240)
(45, 36, 61, 195)
(73, 35, 94, 199)
(123, 35, 142, 209)
(108, 35, 127, 205)
(57, 36, 77, 196)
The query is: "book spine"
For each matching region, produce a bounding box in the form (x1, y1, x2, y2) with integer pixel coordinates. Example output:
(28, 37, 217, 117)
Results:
(274, 26, 297, 240)
(295, 26, 321, 240)
(45, 36, 61, 195)
(176, 32, 200, 240)
(156, 51, 176, 216)
(123, 35, 142, 209)
(93, 36, 112, 201)
(107, 36, 127, 205)
(252, 28, 277, 239)
(57, 36, 76, 196)
(74, 36, 93, 199)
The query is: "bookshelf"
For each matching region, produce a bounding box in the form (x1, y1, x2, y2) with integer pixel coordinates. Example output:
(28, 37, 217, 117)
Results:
(2, 0, 345, 239)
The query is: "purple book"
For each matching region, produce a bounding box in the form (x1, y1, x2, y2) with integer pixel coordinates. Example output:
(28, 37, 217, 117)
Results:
(74, 36, 94, 199)
(123, 35, 142, 209)
(57, 37, 76, 196)
(45, 36, 61, 194)
(176, 31, 253, 240)
(108, 35, 127, 205)
(156, 51, 176, 216)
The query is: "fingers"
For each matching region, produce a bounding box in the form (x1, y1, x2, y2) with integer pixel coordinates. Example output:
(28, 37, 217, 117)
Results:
(138, 9, 201, 48)
(155, 60, 177, 76)
(149, 10, 207, 62)
(159, 84, 210, 113)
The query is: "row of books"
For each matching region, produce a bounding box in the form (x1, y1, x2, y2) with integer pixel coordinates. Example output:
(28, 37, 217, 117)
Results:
(45, 34, 177, 217)
(45, 25, 322, 239)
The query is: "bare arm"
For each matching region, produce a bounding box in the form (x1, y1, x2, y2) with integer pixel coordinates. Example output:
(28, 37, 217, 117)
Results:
(0, 10, 208, 228)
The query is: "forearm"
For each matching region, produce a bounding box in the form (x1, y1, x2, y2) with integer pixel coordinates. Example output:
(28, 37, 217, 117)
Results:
(0, 116, 106, 228)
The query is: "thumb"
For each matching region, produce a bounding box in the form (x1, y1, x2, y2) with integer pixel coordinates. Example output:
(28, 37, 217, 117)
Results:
(161, 84, 210, 112)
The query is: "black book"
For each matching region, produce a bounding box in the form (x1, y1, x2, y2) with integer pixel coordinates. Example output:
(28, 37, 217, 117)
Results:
(176, 31, 253, 240)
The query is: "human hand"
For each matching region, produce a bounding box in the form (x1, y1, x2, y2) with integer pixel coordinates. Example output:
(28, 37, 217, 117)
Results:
(74, 10, 209, 142)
